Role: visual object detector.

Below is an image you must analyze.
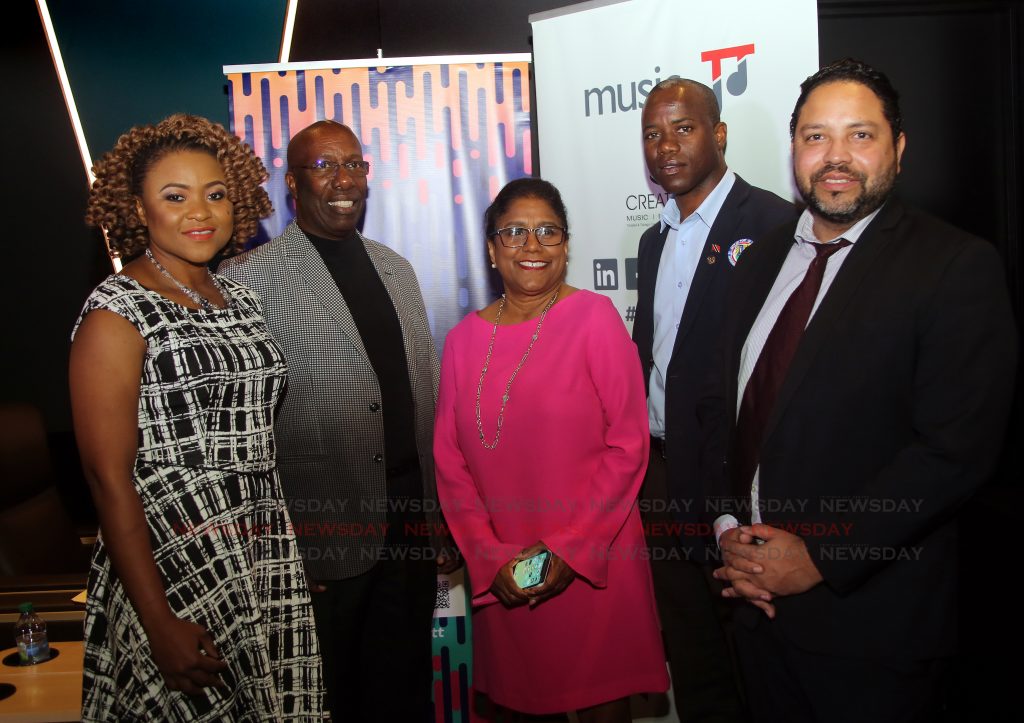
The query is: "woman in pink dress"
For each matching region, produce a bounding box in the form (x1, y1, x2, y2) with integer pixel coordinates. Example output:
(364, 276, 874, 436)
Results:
(434, 178, 668, 721)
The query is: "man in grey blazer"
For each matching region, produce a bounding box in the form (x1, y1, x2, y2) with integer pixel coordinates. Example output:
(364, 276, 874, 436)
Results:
(220, 120, 453, 721)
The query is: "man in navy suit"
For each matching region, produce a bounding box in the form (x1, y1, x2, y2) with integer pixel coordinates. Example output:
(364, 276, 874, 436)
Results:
(632, 78, 794, 722)
(710, 59, 1017, 722)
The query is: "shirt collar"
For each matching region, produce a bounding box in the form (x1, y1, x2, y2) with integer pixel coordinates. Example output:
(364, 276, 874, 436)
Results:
(794, 203, 885, 246)
(660, 170, 737, 232)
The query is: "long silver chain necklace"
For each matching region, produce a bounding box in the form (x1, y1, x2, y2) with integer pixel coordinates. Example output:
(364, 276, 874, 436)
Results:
(475, 288, 560, 449)
(145, 248, 230, 311)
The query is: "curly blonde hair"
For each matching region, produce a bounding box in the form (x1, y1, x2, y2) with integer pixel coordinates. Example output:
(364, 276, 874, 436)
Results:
(85, 114, 272, 258)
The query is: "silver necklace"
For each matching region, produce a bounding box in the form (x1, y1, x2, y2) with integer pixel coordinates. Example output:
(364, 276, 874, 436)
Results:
(145, 248, 230, 311)
(475, 289, 560, 449)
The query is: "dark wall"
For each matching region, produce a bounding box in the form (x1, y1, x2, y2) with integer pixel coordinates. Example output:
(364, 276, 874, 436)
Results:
(3, 0, 286, 520)
(818, 0, 1022, 313)
(291, 0, 568, 59)
(4, 2, 106, 518)
(4, 0, 285, 427)
(48, 0, 287, 154)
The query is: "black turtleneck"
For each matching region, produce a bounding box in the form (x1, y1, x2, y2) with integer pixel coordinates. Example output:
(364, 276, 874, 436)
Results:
(307, 230, 420, 504)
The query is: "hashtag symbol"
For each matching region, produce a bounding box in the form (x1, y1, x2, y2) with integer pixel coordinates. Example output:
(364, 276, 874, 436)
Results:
(625, 305, 637, 322)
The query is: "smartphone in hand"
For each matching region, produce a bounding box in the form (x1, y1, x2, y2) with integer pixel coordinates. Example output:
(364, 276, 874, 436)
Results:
(512, 550, 551, 589)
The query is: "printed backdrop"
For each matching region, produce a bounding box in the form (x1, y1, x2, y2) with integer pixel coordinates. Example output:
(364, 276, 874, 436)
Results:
(225, 56, 532, 349)
(531, 0, 818, 329)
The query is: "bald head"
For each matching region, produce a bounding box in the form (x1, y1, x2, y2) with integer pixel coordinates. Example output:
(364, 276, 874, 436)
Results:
(285, 119, 367, 240)
(641, 77, 728, 217)
(646, 78, 721, 126)
(287, 120, 360, 170)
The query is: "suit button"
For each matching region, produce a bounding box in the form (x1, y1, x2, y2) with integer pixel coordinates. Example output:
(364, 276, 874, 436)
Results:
(373, 454, 383, 463)
(369, 402, 381, 412)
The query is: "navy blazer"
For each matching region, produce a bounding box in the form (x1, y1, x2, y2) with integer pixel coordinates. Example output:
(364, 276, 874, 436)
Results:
(632, 173, 794, 552)
(706, 199, 1018, 658)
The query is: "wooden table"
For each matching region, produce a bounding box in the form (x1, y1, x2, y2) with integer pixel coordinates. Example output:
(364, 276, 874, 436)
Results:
(0, 641, 82, 723)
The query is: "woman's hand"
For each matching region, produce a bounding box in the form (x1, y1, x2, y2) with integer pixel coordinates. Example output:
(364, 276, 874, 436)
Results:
(491, 542, 577, 608)
(490, 557, 532, 608)
(520, 542, 575, 607)
(144, 614, 228, 695)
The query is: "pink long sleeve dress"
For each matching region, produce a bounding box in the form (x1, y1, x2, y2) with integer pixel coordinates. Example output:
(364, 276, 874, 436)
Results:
(434, 290, 668, 714)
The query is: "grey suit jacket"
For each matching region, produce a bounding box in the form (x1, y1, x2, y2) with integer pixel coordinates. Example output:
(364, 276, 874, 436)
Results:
(219, 222, 440, 579)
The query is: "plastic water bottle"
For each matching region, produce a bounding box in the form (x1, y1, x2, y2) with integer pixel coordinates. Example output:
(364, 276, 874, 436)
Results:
(14, 602, 49, 664)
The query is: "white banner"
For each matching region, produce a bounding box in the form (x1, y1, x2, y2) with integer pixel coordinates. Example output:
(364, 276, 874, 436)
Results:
(531, 0, 818, 327)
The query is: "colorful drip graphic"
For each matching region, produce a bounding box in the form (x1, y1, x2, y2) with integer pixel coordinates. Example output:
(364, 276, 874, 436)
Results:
(433, 615, 477, 723)
(227, 61, 533, 344)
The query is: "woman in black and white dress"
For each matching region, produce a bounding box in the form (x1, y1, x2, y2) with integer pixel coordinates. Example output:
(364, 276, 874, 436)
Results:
(70, 114, 322, 721)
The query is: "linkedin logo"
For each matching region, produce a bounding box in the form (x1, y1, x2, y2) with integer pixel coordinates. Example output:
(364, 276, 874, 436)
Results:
(593, 258, 637, 291)
(593, 259, 619, 290)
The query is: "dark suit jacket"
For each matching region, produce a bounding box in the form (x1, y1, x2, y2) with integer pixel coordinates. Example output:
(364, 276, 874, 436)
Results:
(706, 199, 1018, 659)
(219, 222, 441, 580)
(632, 174, 794, 553)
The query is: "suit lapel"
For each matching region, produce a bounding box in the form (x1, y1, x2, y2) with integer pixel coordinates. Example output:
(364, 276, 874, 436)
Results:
(728, 225, 794, 413)
(672, 178, 749, 352)
(282, 223, 371, 365)
(763, 201, 905, 442)
(639, 225, 668, 317)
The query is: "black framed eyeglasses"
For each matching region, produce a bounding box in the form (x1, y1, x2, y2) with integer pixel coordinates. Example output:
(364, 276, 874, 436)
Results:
(294, 159, 371, 176)
(492, 225, 567, 248)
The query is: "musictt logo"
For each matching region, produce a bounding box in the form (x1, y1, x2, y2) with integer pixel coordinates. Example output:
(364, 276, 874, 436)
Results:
(583, 66, 670, 117)
(701, 43, 755, 110)
(581, 44, 755, 117)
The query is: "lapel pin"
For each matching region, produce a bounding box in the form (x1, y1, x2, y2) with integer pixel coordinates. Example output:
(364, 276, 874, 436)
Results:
(706, 255, 717, 264)
(728, 239, 754, 266)
(711, 243, 721, 254)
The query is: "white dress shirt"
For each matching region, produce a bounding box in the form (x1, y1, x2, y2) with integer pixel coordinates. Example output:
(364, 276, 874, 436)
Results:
(714, 205, 883, 541)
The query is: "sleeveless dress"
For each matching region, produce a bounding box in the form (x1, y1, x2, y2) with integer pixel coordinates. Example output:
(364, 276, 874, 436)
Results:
(72, 274, 323, 722)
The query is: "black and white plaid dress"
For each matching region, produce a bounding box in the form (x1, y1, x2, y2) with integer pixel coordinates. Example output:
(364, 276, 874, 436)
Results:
(73, 274, 323, 722)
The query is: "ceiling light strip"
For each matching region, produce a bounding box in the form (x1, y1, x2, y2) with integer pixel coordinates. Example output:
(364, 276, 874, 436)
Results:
(35, 0, 120, 270)
(279, 0, 299, 63)
(35, 0, 93, 184)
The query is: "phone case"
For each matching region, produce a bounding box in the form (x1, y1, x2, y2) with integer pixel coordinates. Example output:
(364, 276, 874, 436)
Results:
(512, 551, 551, 589)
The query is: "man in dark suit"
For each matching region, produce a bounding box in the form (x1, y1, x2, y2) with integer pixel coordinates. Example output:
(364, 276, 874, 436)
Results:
(220, 120, 456, 721)
(632, 78, 794, 721)
(709, 59, 1017, 722)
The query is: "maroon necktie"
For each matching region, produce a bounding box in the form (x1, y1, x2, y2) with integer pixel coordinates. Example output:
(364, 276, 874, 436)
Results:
(733, 240, 851, 499)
